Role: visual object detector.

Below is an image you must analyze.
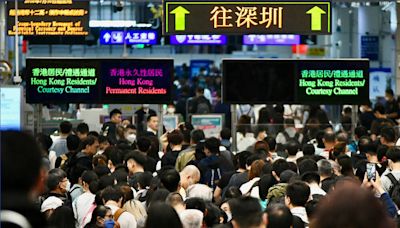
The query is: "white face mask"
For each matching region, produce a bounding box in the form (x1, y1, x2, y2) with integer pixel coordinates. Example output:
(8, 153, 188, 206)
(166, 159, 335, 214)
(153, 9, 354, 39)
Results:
(126, 134, 136, 143)
(97, 150, 104, 155)
(167, 107, 175, 114)
(226, 212, 232, 222)
(65, 180, 71, 192)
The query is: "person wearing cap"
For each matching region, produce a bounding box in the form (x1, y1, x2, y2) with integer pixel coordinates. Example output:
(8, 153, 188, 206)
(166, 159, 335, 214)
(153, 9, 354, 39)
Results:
(41, 168, 72, 208)
(41, 196, 64, 219)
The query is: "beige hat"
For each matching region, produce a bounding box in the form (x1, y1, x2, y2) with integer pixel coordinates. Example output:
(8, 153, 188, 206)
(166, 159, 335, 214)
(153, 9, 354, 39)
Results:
(40, 196, 63, 212)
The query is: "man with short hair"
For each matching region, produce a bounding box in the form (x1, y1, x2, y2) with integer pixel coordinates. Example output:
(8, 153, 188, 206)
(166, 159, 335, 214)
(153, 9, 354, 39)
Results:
(102, 109, 122, 145)
(318, 130, 336, 159)
(229, 196, 267, 228)
(51, 121, 73, 157)
(380, 126, 396, 147)
(285, 181, 310, 225)
(186, 184, 213, 202)
(146, 114, 159, 136)
(76, 122, 89, 140)
(381, 147, 400, 192)
(42, 168, 72, 207)
(102, 186, 137, 228)
(125, 151, 146, 190)
(266, 204, 294, 228)
(285, 140, 300, 163)
(175, 129, 206, 172)
(160, 169, 181, 193)
(180, 165, 201, 190)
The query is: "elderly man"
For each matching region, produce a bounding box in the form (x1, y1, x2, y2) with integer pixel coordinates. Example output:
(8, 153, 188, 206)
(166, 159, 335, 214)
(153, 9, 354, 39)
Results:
(179, 165, 201, 198)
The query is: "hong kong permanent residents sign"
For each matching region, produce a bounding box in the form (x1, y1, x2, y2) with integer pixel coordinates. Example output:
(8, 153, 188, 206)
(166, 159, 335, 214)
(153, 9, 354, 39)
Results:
(163, 1, 331, 35)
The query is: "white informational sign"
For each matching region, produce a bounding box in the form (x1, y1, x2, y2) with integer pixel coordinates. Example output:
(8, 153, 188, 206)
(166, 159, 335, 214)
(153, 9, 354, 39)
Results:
(369, 68, 393, 100)
(0, 86, 22, 130)
(163, 115, 179, 132)
(191, 114, 224, 138)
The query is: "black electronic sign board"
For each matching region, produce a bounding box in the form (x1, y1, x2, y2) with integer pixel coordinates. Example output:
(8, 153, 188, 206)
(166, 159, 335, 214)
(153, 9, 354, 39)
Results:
(223, 59, 369, 105)
(26, 58, 173, 104)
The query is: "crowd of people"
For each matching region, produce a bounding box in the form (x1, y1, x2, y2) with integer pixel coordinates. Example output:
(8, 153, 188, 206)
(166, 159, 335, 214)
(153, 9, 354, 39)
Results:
(4, 88, 400, 228)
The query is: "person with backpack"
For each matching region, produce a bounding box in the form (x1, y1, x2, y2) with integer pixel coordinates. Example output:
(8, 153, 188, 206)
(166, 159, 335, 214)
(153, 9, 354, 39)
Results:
(381, 147, 400, 194)
(276, 118, 304, 146)
(189, 87, 212, 114)
(102, 186, 137, 228)
(198, 137, 235, 190)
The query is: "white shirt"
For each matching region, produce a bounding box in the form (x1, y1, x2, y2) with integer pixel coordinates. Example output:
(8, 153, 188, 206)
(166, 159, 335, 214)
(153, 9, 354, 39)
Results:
(73, 192, 96, 228)
(106, 203, 137, 228)
(309, 184, 326, 197)
(48, 150, 57, 169)
(240, 177, 260, 199)
(291, 206, 309, 225)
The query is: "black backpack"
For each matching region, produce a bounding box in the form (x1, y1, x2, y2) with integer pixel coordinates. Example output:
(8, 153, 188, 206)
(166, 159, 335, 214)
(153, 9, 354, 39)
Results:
(282, 131, 300, 142)
(385, 173, 400, 198)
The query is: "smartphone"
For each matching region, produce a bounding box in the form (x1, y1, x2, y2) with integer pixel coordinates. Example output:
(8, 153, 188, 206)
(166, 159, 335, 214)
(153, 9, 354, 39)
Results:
(366, 163, 376, 181)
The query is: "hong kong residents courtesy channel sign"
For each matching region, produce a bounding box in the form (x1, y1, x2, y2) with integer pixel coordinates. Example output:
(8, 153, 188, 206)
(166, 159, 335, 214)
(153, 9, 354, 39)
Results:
(26, 58, 173, 104)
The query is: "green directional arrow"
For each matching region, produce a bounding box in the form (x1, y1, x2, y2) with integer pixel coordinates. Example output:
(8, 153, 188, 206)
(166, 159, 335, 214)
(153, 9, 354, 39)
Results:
(306, 6, 326, 31)
(170, 6, 190, 31)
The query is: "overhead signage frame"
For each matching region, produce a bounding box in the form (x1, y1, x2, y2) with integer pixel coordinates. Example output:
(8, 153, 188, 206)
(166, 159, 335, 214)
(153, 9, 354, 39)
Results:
(164, 1, 331, 35)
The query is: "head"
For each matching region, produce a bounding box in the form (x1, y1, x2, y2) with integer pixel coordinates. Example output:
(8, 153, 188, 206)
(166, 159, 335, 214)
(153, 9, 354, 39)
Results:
(191, 129, 206, 145)
(124, 124, 137, 144)
(358, 136, 374, 155)
(317, 159, 333, 178)
(310, 182, 395, 228)
(146, 202, 183, 228)
(110, 109, 122, 124)
(186, 184, 213, 202)
(285, 140, 299, 156)
(272, 159, 290, 178)
(180, 209, 204, 228)
(180, 165, 201, 190)
(66, 135, 81, 153)
(336, 155, 353, 176)
(196, 87, 205, 97)
(220, 128, 231, 140)
(124, 151, 146, 174)
(380, 126, 396, 146)
(323, 130, 336, 148)
(249, 160, 266, 180)
(266, 204, 293, 228)
(59, 121, 73, 135)
(284, 118, 295, 129)
(168, 130, 184, 147)
(204, 137, 220, 157)
(81, 170, 98, 193)
(236, 151, 252, 170)
(101, 186, 124, 206)
(76, 123, 89, 140)
(80, 136, 99, 156)
(47, 168, 69, 194)
(298, 159, 318, 175)
(47, 206, 76, 228)
(285, 181, 310, 208)
(302, 144, 315, 156)
(89, 205, 113, 227)
(387, 147, 400, 168)
(166, 192, 185, 211)
(264, 136, 277, 152)
(354, 126, 368, 140)
(160, 169, 181, 192)
(230, 196, 267, 228)
(136, 136, 152, 153)
(301, 172, 321, 185)
(147, 114, 159, 132)
(385, 88, 394, 101)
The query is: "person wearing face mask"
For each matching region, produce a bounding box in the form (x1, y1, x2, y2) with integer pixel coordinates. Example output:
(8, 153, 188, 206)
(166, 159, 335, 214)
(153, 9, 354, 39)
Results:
(124, 124, 137, 145)
(135, 104, 157, 135)
(41, 168, 72, 209)
(84, 205, 118, 228)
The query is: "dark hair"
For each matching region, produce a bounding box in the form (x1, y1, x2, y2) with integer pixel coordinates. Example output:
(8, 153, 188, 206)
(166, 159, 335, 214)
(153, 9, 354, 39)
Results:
(230, 196, 264, 227)
(310, 182, 395, 228)
(323, 131, 336, 143)
(36, 133, 53, 151)
(66, 134, 80, 151)
(355, 126, 368, 139)
(146, 113, 158, 122)
(124, 151, 146, 167)
(47, 168, 67, 191)
(265, 136, 277, 151)
(381, 126, 396, 143)
(103, 146, 123, 167)
(78, 136, 98, 152)
(94, 165, 111, 178)
(205, 203, 223, 227)
(101, 186, 123, 203)
(386, 88, 394, 96)
(236, 151, 252, 169)
(76, 123, 89, 134)
(1, 131, 42, 193)
(137, 171, 153, 189)
(358, 136, 374, 154)
(286, 140, 299, 156)
(266, 204, 293, 228)
(285, 181, 310, 207)
(225, 186, 242, 199)
(302, 144, 315, 156)
(136, 136, 152, 152)
(301, 172, 321, 185)
(87, 131, 99, 138)
(147, 189, 170, 208)
(191, 129, 205, 144)
(337, 155, 353, 176)
(160, 169, 180, 192)
(86, 205, 111, 226)
(284, 118, 295, 127)
(204, 137, 220, 154)
(305, 198, 320, 220)
(272, 159, 290, 177)
(185, 197, 206, 213)
(167, 130, 184, 146)
(98, 175, 116, 191)
(220, 128, 231, 140)
(377, 144, 389, 162)
(298, 159, 318, 175)
(387, 147, 400, 163)
(81, 170, 98, 185)
(110, 109, 122, 118)
(145, 202, 183, 228)
(48, 206, 76, 228)
(59, 121, 73, 134)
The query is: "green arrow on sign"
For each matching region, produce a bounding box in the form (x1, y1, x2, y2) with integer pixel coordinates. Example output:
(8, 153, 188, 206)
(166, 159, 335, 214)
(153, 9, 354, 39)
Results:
(170, 6, 190, 31)
(306, 6, 326, 31)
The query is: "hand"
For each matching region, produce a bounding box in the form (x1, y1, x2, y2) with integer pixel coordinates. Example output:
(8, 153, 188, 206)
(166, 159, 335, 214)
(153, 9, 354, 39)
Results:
(370, 171, 385, 195)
